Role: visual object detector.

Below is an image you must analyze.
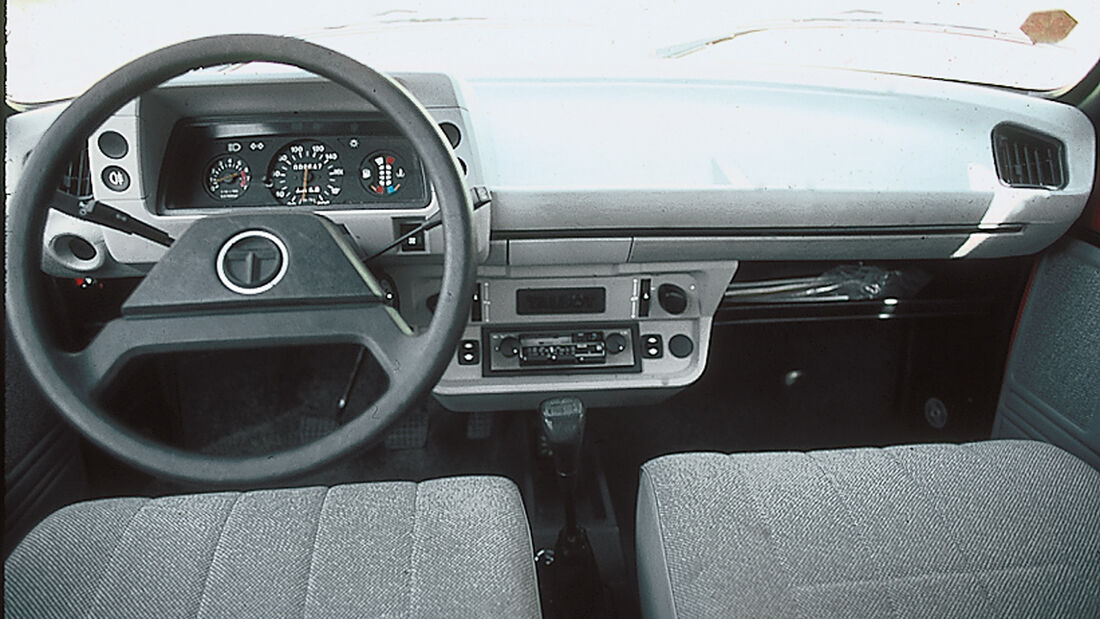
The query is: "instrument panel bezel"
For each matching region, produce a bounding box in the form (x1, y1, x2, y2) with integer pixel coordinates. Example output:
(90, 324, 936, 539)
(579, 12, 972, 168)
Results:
(157, 113, 430, 213)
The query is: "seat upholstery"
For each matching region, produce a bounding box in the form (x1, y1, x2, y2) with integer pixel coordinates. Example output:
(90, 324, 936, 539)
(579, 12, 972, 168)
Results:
(5, 476, 541, 618)
(637, 440, 1100, 619)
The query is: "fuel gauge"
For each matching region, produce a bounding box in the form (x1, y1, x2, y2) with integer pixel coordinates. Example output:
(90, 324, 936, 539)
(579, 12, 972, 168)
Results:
(205, 155, 251, 201)
(360, 151, 408, 197)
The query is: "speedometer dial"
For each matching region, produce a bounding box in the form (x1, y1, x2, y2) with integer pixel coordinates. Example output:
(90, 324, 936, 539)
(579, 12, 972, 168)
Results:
(266, 140, 345, 206)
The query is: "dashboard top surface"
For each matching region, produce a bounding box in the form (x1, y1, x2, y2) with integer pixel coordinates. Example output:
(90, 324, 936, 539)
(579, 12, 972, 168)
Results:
(5, 64, 1097, 268)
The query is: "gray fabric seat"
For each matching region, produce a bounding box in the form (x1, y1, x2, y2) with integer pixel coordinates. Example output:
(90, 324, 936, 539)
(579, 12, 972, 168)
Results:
(637, 440, 1100, 618)
(5, 476, 541, 618)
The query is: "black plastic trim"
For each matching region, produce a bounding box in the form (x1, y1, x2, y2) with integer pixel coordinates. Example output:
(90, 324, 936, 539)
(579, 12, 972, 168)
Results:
(491, 224, 1024, 240)
(990, 122, 1068, 189)
(715, 298, 995, 325)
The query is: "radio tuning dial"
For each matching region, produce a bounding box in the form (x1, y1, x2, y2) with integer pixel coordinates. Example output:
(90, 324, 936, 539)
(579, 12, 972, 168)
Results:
(499, 337, 521, 358)
(606, 333, 627, 354)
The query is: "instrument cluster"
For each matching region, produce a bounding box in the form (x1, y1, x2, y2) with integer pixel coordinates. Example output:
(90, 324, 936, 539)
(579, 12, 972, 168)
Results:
(160, 116, 429, 211)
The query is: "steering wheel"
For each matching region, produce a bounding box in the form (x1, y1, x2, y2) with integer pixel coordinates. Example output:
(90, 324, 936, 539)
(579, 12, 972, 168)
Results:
(5, 35, 475, 484)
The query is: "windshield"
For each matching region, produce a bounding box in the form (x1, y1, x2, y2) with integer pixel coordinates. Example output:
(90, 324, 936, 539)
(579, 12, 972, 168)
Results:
(7, 0, 1100, 106)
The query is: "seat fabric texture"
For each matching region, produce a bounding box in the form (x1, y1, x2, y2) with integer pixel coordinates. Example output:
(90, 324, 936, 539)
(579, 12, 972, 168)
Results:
(5, 476, 541, 618)
(637, 440, 1100, 619)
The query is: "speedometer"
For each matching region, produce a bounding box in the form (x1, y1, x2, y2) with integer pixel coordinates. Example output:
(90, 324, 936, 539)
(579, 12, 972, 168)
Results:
(266, 140, 345, 206)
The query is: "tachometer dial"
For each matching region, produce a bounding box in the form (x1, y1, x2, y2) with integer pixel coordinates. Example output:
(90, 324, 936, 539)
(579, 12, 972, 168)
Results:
(205, 155, 251, 201)
(267, 140, 345, 206)
(360, 151, 408, 197)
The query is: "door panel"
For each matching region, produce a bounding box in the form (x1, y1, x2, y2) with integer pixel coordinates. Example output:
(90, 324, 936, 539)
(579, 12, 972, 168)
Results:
(4, 327, 89, 557)
(993, 238, 1100, 468)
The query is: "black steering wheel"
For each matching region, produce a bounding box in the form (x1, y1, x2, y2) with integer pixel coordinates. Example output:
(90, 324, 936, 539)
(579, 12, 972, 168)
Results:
(5, 35, 475, 484)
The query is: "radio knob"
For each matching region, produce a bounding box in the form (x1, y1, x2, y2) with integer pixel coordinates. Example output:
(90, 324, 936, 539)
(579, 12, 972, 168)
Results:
(606, 333, 627, 354)
(499, 337, 521, 358)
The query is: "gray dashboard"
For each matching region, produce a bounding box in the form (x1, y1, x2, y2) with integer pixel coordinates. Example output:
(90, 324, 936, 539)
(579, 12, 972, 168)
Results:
(471, 74, 1093, 260)
(5, 67, 1095, 411)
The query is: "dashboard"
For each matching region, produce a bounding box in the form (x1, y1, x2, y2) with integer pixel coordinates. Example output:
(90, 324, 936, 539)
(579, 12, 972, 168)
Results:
(5, 68, 1096, 411)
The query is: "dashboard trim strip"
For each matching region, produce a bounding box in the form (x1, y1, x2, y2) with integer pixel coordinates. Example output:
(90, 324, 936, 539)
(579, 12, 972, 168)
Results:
(491, 224, 1025, 240)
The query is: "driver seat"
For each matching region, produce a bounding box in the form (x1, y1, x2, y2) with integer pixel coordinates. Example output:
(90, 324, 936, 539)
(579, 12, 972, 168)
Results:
(4, 477, 541, 618)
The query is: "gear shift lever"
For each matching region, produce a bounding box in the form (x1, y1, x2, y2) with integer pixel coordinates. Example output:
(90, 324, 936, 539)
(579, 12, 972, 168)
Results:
(537, 397, 606, 617)
(539, 396, 586, 533)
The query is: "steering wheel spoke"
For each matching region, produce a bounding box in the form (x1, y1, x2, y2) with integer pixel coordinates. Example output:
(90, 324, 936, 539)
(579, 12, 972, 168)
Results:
(63, 304, 420, 398)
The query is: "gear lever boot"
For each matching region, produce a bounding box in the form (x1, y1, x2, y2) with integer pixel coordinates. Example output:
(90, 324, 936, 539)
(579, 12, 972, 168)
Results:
(537, 397, 607, 618)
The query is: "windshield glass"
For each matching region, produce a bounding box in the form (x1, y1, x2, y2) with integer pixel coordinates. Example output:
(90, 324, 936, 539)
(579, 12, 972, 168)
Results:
(7, 0, 1100, 106)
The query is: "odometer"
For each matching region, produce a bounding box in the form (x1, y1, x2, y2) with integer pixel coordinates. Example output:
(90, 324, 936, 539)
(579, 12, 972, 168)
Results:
(266, 140, 345, 206)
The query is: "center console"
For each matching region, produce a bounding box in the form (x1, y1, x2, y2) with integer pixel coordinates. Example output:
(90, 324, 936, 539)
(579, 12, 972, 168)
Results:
(424, 258, 737, 412)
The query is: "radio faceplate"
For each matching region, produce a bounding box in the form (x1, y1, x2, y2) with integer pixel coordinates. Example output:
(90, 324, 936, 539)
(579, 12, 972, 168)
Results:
(484, 323, 640, 375)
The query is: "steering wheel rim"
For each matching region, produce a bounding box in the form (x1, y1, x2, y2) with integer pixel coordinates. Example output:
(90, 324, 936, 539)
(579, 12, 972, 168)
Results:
(5, 34, 475, 485)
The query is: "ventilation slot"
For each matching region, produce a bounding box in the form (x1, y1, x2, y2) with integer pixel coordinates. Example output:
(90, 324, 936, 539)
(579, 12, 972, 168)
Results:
(58, 147, 93, 198)
(992, 124, 1066, 189)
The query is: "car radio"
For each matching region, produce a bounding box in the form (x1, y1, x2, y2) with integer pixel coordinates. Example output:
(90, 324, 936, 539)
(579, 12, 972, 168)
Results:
(485, 324, 640, 374)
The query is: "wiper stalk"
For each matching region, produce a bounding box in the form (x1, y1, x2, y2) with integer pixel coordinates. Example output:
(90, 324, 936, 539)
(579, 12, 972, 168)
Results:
(51, 190, 174, 247)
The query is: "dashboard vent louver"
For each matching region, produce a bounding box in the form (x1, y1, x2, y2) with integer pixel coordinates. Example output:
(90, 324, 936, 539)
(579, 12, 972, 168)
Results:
(58, 146, 93, 198)
(992, 124, 1066, 189)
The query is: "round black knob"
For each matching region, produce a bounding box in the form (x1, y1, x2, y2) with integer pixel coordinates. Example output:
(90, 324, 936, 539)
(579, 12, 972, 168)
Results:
(499, 337, 520, 358)
(605, 333, 627, 354)
(669, 334, 694, 358)
(97, 131, 129, 159)
(657, 284, 689, 315)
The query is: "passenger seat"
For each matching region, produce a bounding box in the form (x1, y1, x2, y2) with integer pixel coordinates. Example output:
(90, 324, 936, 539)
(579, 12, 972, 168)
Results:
(636, 440, 1100, 618)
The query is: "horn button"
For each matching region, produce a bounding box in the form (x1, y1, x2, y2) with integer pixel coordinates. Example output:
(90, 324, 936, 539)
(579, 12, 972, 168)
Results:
(216, 230, 288, 295)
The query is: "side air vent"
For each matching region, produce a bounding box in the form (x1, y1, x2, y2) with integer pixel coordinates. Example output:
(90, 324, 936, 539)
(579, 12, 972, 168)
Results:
(58, 147, 93, 197)
(992, 123, 1066, 189)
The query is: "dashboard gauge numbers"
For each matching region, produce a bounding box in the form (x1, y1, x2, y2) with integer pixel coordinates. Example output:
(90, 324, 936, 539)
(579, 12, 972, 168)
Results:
(205, 155, 251, 201)
(360, 151, 407, 196)
(267, 140, 344, 206)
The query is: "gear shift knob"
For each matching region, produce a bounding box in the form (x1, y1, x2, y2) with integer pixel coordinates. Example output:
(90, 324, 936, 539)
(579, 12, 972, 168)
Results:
(539, 396, 586, 479)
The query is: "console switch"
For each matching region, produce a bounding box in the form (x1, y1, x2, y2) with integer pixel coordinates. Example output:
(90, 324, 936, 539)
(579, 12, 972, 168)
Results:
(397, 222, 426, 252)
(641, 334, 664, 359)
(471, 283, 483, 322)
(639, 278, 652, 317)
(457, 340, 481, 365)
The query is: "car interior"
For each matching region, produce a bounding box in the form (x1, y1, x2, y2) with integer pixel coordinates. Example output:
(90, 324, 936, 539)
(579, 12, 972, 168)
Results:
(4, 5, 1100, 618)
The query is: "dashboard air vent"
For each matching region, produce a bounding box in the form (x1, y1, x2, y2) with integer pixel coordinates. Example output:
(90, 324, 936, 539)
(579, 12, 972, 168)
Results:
(992, 124, 1066, 189)
(58, 147, 93, 198)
